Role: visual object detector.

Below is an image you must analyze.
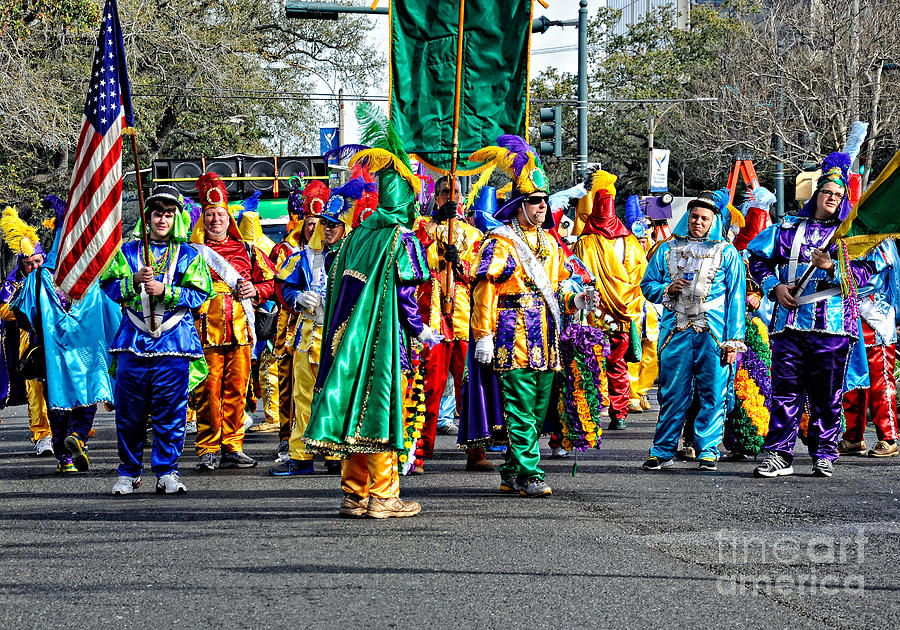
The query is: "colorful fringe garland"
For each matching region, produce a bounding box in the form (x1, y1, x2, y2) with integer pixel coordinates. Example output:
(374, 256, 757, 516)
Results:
(558, 321, 610, 451)
(399, 346, 426, 475)
(724, 315, 771, 455)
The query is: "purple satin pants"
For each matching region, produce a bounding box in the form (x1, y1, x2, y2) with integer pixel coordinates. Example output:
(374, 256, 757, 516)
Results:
(764, 329, 850, 462)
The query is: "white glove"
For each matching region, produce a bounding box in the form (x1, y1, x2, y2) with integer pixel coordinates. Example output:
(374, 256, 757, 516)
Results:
(474, 334, 494, 364)
(417, 324, 444, 347)
(297, 291, 320, 311)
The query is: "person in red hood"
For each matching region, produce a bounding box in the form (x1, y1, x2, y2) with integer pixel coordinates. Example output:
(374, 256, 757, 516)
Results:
(573, 171, 647, 430)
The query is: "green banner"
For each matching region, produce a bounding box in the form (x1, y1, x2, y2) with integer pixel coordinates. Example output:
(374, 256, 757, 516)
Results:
(389, 0, 532, 175)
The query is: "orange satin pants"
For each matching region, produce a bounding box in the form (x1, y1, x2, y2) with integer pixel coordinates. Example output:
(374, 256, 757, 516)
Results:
(193, 344, 252, 456)
(341, 452, 400, 500)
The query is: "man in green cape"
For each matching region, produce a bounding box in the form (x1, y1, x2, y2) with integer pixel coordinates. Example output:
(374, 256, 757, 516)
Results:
(303, 128, 441, 519)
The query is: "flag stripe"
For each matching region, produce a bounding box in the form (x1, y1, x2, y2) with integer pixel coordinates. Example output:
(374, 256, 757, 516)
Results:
(64, 118, 122, 229)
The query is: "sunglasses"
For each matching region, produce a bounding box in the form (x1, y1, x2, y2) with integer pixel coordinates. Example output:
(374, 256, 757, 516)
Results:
(524, 195, 549, 205)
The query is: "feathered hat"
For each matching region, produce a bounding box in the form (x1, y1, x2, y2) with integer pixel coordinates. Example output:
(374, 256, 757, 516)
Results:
(42, 194, 67, 231)
(467, 134, 552, 228)
(196, 173, 229, 211)
(624, 195, 648, 238)
(302, 180, 330, 217)
(347, 103, 422, 228)
(799, 151, 853, 221)
(0, 206, 42, 258)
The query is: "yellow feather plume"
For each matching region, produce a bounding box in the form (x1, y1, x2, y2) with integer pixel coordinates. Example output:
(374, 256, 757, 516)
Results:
(467, 146, 514, 175)
(0, 206, 38, 257)
(497, 183, 513, 199)
(464, 165, 497, 212)
(728, 203, 745, 228)
(515, 153, 539, 194)
(591, 170, 618, 198)
(349, 148, 421, 194)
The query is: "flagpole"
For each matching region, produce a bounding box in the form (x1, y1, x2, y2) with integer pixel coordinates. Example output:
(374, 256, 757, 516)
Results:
(442, 0, 466, 316)
(128, 129, 155, 328)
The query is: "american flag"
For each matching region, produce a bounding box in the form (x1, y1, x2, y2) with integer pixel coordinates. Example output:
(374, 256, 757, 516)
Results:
(54, 0, 134, 299)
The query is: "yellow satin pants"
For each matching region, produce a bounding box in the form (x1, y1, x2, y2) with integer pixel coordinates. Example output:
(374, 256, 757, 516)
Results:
(26, 379, 50, 442)
(628, 339, 659, 399)
(341, 452, 400, 499)
(288, 351, 318, 461)
(194, 344, 252, 456)
(258, 350, 281, 426)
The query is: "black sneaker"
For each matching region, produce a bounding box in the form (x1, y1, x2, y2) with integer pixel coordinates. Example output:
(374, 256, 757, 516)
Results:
(64, 435, 90, 471)
(697, 458, 717, 471)
(641, 456, 673, 470)
(220, 451, 258, 469)
(811, 458, 834, 478)
(195, 452, 218, 472)
(753, 452, 793, 478)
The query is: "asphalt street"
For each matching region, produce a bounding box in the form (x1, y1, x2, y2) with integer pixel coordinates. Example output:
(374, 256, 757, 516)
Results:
(1, 397, 899, 629)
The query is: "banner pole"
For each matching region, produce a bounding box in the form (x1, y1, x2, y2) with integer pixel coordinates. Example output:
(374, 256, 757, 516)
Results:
(443, 0, 466, 316)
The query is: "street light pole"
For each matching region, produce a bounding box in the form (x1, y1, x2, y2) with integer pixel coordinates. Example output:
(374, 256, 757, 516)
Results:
(577, 0, 588, 181)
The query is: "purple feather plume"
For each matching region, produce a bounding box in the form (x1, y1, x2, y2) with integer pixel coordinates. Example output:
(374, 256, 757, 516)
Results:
(332, 178, 366, 200)
(184, 196, 202, 229)
(323, 143, 370, 164)
(821, 151, 851, 175)
(42, 194, 66, 224)
(497, 134, 535, 178)
(288, 188, 303, 219)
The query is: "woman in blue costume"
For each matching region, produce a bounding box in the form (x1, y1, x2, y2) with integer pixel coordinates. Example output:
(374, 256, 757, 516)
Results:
(13, 199, 123, 474)
(100, 185, 215, 495)
(640, 191, 747, 471)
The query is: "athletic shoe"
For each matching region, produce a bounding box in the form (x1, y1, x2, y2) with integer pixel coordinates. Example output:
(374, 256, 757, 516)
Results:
(220, 451, 258, 468)
(812, 458, 834, 478)
(868, 440, 898, 458)
(608, 417, 627, 430)
(55, 459, 77, 474)
(837, 439, 866, 456)
(242, 413, 255, 432)
(34, 435, 53, 457)
(268, 458, 314, 476)
(324, 459, 342, 475)
(274, 439, 290, 464)
(112, 475, 142, 495)
(185, 420, 198, 435)
(195, 452, 218, 472)
(338, 493, 369, 518)
(436, 422, 459, 436)
(486, 444, 507, 453)
(639, 395, 651, 411)
(697, 458, 717, 471)
(366, 497, 422, 518)
(627, 399, 644, 414)
(64, 435, 89, 471)
(641, 456, 673, 470)
(520, 478, 553, 497)
(550, 446, 569, 459)
(156, 472, 187, 494)
(753, 452, 794, 478)
(499, 476, 524, 493)
(676, 444, 697, 460)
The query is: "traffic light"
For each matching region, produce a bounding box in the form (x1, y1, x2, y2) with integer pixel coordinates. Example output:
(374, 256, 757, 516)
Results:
(539, 106, 562, 157)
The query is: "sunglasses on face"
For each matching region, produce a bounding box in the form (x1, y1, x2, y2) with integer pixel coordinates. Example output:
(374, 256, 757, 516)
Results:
(524, 195, 549, 205)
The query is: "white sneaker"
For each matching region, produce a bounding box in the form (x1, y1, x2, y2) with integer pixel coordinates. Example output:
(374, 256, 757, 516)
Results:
(185, 420, 198, 435)
(156, 472, 187, 494)
(34, 435, 54, 456)
(243, 413, 255, 432)
(112, 475, 142, 495)
(550, 446, 569, 458)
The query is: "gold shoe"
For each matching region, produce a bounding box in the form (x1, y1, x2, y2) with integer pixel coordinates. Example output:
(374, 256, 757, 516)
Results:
(627, 400, 643, 414)
(837, 439, 867, 456)
(366, 496, 422, 519)
(868, 440, 898, 458)
(640, 395, 651, 411)
(338, 493, 369, 518)
(248, 421, 280, 433)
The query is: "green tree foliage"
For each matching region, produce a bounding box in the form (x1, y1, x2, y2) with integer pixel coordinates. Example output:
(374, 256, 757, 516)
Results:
(0, 0, 383, 208)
